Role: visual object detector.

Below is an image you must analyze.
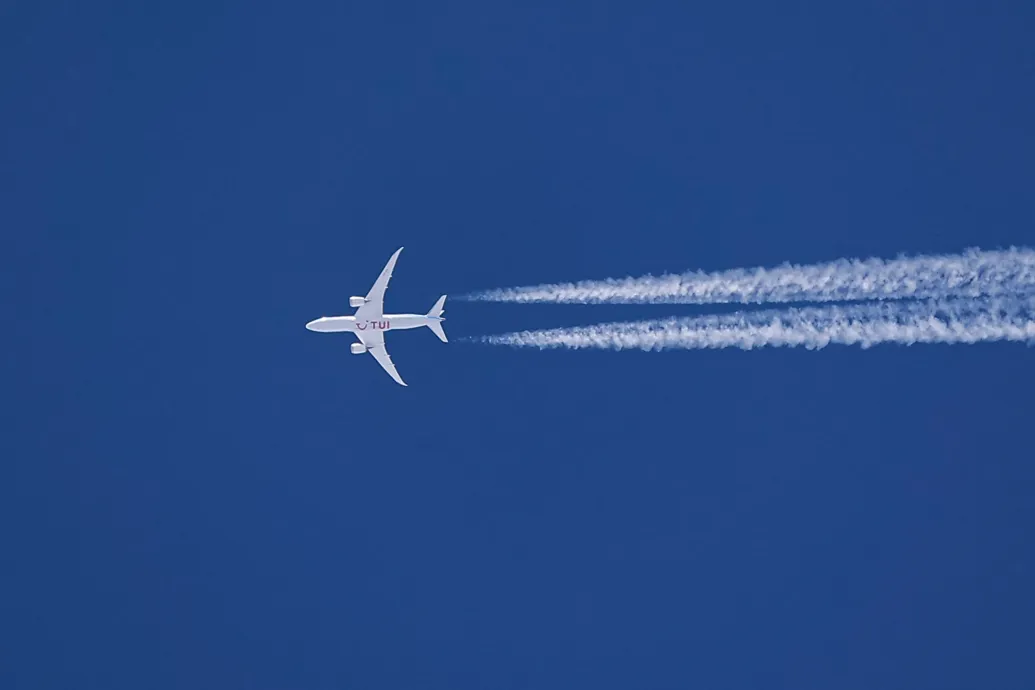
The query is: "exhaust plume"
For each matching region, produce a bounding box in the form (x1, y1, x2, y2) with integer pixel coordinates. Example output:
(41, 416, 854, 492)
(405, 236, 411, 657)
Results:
(463, 247, 1035, 305)
(472, 297, 1035, 352)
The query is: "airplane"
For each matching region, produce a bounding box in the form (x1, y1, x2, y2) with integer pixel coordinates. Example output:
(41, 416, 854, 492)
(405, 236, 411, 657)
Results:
(305, 247, 446, 386)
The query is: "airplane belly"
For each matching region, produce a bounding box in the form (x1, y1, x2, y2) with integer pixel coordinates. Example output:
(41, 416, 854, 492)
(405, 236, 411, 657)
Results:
(355, 318, 396, 332)
(382, 315, 425, 330)
(307, 316, 354, 332)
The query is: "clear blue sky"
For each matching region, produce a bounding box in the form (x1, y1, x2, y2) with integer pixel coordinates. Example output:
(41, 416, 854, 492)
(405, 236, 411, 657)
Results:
(3, 2, 1034, 688)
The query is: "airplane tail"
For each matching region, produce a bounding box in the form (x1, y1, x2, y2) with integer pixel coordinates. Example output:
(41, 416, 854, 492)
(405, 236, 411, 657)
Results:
(427, 295, 448, 342)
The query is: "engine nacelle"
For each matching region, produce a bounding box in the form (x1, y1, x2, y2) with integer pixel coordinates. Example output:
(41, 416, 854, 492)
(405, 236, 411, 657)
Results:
(349, 296, 367, 308)
(350, 343, 367, 355)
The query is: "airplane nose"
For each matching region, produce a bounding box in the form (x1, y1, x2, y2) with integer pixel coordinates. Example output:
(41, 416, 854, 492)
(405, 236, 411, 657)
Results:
(306, 319, 321, 331)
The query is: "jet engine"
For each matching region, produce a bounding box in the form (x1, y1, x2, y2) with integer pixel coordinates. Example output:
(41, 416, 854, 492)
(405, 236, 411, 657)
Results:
(350, 343, 367, 355)
(349, 296, 367, 308)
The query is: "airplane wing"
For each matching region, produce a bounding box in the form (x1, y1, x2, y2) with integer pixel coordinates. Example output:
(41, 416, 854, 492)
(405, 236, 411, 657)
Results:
(354, 247, 403, 320)
(355, 330, 407, 386)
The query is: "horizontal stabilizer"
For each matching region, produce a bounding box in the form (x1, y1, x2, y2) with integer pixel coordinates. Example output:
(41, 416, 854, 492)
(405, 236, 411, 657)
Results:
(427, 295, 447, 342)
(428, 294, 447, 318)
(428, 319, 448, 343)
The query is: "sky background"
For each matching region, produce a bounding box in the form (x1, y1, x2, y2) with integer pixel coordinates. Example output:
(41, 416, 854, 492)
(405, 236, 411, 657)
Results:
(3, 2, 1034, 689)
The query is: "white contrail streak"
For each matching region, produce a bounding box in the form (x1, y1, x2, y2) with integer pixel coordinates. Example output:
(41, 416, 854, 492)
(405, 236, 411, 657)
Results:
(463, 247, 1035, 305)
(473, 297, 1035, 351)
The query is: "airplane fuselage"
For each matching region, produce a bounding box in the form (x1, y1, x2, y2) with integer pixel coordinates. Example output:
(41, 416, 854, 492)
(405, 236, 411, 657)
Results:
(305, 314, 440, 333)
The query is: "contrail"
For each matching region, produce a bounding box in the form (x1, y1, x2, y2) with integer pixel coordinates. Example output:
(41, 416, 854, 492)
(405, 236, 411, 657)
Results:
(472, 297, 1035, 352)
(462, 247, 1035, 305)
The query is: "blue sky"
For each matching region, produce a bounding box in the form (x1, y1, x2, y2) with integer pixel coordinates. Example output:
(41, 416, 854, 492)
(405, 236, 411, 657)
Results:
(3, 2, 1034, 688)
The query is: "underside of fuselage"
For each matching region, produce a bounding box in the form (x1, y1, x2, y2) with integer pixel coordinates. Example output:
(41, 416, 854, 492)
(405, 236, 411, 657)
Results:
(305, 314, 438, 333)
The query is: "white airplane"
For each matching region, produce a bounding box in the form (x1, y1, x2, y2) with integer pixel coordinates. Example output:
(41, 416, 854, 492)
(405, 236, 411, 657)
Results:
(305, 247, 446, 386)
